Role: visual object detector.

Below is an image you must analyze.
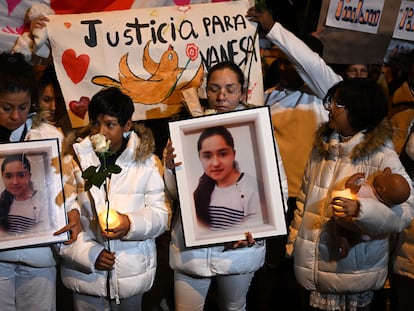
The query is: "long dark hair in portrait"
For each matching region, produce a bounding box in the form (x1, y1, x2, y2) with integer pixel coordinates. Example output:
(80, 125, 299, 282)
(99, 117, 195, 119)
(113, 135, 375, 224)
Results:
(193, 126, 237, 226)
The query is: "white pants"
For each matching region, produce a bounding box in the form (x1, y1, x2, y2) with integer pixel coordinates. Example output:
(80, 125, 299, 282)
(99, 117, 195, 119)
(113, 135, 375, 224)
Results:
(0, 262, 56, 311)
(174, 271, 254, 311)
(73, 293, 143, 311)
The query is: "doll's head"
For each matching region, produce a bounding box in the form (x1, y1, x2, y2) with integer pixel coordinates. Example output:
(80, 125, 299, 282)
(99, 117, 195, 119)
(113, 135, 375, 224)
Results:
(373, 167, 410, 206)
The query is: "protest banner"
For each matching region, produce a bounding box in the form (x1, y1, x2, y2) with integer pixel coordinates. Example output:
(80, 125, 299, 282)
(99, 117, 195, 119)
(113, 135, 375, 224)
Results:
(325, 0, 385, 34)
(317, 0, 406, 64)
(47, 0, 263, 127)
(0, 0, 214, 54)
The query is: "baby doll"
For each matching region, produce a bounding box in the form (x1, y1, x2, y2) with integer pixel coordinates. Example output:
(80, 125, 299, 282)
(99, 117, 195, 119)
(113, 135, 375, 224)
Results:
(345, 167, 410, 206)
(332, 167, 410, 260)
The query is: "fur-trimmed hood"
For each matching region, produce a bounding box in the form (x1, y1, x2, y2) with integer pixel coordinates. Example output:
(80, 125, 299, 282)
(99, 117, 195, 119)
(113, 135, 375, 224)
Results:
(314, 118, 394, 161)
(31, 109, 50, 128)
(63, 122, 155, 162)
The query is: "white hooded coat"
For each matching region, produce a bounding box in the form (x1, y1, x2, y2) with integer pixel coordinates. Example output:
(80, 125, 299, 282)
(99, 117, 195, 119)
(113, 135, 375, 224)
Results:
(287, 121, 414, 293)
(60, 126, 169, 302)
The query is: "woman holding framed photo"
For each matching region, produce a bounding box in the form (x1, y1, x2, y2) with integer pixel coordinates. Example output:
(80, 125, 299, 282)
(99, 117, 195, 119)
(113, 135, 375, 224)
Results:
(167, 61, 287, 311)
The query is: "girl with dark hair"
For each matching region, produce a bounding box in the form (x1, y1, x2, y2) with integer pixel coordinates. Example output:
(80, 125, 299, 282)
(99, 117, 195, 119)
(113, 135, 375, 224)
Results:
(322, 78, 388, 132)
(286, 78, 414, 311)
(0, 154, 48, 233)
(193, 126, 261, 229)
(37, 65, 72, 135)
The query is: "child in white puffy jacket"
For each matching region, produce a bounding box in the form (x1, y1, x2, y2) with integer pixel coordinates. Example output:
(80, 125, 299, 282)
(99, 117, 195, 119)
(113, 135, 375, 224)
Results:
(59, 87, 169, 310)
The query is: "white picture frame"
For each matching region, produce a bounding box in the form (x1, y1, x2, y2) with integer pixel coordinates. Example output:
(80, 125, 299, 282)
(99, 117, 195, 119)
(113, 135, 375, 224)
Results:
(169, 107, 287, 247)
(0, 139, 68, 250)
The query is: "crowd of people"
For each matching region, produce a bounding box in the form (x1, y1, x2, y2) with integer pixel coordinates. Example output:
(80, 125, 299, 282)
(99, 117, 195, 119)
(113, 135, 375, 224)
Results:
(0, 2, 414, 311)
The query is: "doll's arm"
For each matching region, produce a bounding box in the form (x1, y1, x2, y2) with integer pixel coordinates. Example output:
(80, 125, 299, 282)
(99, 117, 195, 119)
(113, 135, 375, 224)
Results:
(345, 172, 366, 194)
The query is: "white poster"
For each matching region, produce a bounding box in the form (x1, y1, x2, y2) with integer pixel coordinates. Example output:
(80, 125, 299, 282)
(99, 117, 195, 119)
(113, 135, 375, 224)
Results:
(0, 0, 219, 53)
(46, 0, 263, 128)
(392, 0, 414, 42)
(318, 0, 403, 64)
(325, 0, 385, 34)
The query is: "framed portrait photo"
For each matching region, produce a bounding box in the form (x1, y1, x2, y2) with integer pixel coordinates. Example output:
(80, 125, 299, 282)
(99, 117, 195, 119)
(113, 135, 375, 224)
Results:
(169, 107, 287, 247)
(0, 139, 68, 250)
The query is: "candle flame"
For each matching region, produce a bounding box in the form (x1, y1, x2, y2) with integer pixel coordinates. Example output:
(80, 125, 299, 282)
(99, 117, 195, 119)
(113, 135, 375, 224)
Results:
(98, 209, 120, 232)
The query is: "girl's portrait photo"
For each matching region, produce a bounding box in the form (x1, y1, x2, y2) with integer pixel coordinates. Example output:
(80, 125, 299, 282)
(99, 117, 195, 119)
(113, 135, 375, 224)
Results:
(0, 153, 49, 234)
(194, 126, 263, 231)
(169, 107, 286, 247)
(0, 139, 68, 250)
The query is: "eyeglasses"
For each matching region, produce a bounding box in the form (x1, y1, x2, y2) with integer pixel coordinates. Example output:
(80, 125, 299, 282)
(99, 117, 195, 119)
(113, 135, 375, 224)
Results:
(323, 98, 346, 110)
(206, 84, 241, 97)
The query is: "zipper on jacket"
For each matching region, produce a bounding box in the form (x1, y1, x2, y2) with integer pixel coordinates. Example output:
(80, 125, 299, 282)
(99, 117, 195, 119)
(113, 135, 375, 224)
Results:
(110, 239, 121, 304)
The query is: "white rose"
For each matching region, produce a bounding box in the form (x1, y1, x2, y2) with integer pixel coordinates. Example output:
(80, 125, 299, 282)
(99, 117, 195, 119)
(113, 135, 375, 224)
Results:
(91, 134, 111, 153)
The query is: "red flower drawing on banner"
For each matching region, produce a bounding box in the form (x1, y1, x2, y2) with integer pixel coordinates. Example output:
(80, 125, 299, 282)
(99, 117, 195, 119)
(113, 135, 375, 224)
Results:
(166, 43, 200, 97)
(186, 43, 199, 61)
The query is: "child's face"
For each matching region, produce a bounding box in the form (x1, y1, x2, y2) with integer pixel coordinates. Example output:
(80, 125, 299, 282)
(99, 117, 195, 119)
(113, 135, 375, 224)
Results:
(90, 114, 132, 153)
(2, 160, 31, 199)
(0, 91, 31, 131)
(198, 134, 237, 187)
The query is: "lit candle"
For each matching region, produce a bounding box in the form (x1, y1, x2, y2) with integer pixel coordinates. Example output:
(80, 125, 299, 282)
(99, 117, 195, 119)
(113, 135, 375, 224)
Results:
(331, 189, 355, 217)
(98, 209, 120, 232)
(332, 188, 354, 200)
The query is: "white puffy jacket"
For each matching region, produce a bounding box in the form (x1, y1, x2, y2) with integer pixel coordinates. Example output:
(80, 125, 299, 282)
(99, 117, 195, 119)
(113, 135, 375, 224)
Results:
(60, 126, 169, 302)
(287, 121, 414, 293)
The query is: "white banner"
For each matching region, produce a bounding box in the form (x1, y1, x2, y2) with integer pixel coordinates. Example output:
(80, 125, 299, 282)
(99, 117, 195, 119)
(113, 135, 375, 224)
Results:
(0, 0, 219, 53)
(325, 0, 385, 34)
(47, 0, 262, 128)
(318, 0, 403, 64)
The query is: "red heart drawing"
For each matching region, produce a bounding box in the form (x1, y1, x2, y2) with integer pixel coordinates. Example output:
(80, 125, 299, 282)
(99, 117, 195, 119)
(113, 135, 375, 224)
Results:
(62, 49, 90, 84)
(69, 96, 90, 119)
(64, 22, 71, 29)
